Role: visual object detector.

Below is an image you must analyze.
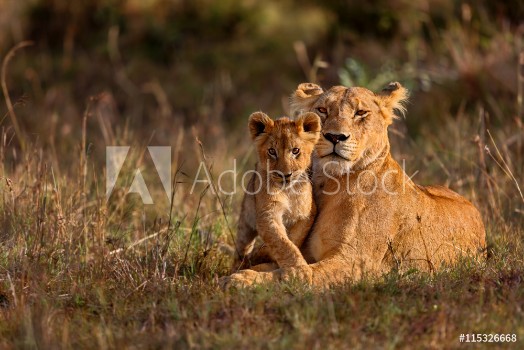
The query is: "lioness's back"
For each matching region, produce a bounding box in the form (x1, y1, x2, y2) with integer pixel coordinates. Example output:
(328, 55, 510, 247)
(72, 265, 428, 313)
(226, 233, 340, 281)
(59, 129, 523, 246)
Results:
(419, 185, 471, 203)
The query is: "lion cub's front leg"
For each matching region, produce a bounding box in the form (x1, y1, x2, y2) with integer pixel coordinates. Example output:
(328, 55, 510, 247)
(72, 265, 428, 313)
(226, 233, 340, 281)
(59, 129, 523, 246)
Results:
(256, 211, 308, 268)
(288, 201, 316, 249)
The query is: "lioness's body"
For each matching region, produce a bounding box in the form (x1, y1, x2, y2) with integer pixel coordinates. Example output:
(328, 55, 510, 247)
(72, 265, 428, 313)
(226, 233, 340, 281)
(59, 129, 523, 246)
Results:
(223, 83, 486, 287)
(306, 153, 485, 282)
(234, 113, 321, 270)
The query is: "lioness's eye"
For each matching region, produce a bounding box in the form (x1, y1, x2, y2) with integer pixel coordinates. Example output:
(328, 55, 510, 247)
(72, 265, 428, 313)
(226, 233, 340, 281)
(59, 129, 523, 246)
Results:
(292, 148, 300, 155)
(355, 110, 368, 117)
(316, 107, 327, 114)
(268, 148, 276, 156)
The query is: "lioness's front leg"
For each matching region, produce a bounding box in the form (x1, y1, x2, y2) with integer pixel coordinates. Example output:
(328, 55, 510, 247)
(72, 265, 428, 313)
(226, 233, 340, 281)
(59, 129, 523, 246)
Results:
(277, 255, 360, 286)
(219, 263, 310, 288)
(257, 215, 308, 268)
(250, 262, 278, 272)
(221, 253, 367, 288)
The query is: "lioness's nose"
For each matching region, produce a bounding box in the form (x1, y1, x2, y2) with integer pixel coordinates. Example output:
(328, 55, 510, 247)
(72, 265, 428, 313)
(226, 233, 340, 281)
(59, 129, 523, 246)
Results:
(324, 133, 349, 144)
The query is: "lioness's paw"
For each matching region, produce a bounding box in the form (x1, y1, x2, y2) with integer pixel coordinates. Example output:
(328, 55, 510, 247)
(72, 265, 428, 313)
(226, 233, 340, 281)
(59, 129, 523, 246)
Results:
(219, 270, 264, 290)
(281, 265, 313, 284)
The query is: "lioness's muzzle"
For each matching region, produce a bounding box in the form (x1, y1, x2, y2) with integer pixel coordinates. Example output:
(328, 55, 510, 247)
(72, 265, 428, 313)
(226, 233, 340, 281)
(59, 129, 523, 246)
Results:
(323, 133, 349, 145)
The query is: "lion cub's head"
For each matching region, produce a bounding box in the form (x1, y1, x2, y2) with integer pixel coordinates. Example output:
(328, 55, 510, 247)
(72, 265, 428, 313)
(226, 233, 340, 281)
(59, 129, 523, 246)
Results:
(290, 82, 409, 176)
(248, 112, 321, 184)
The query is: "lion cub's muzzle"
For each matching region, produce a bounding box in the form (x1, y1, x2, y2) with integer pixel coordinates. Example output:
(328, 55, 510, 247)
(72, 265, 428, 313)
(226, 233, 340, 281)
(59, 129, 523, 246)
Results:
(270, 170, 303, 186)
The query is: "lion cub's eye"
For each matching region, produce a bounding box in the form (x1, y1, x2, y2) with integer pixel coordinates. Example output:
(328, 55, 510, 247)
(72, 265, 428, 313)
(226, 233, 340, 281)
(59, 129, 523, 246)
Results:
(268, 148, 277, 156)
(292, 148, 300, 155)
(355, 110, 368, 117)
(316, 107, 327, 114)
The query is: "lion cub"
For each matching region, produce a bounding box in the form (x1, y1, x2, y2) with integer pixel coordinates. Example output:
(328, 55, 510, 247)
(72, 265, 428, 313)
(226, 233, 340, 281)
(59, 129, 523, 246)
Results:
(233, 111, 321, 271)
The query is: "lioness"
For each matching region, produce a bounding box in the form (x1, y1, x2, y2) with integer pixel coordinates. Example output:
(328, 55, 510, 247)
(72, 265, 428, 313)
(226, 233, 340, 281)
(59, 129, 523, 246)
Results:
(233, 111, 321, 271)
(223, 82, 486, 287)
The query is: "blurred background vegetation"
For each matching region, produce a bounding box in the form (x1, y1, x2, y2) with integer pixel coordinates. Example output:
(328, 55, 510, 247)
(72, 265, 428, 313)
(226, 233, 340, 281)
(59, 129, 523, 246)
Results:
(1, 0, 522, 146)
(0, 1, 523, 347)
(0, 0, 522, 229)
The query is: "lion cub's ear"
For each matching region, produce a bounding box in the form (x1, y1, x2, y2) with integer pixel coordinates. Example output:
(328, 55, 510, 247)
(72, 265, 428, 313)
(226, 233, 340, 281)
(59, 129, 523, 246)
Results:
(290, 83, 324, 117)
(377, 82, 409, 124)
(248, 112, 274, 140)
(295, 112, 321, 143)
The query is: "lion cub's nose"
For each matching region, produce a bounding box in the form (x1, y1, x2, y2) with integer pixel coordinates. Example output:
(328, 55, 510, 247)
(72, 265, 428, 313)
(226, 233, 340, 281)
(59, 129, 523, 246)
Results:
(324, 133, 349, 144)
(283, 173, 292, 179)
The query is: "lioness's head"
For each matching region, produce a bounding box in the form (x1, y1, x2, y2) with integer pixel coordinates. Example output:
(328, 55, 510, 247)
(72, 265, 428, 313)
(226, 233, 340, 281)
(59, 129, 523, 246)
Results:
(290, 82, 408, 176)
(248, 112, 321, 184)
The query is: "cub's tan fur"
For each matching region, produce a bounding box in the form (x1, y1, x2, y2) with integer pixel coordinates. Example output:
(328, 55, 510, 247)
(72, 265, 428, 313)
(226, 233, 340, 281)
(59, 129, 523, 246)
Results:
(233, 112, 321, 271)
(223, 82, 486, 287)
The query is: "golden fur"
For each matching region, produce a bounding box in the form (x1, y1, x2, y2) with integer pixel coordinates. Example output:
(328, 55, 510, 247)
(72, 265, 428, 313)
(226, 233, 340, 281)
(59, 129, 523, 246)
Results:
(232, 112, 321, 272)
(222, 82, 486, 287)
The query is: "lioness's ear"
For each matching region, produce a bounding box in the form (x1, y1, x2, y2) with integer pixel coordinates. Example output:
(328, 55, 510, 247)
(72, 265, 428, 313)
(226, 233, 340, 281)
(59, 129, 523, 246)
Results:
(290, 83, 324, 117)
(377, 82, 409, 124)
(295, 112, 321, 143)
(248, 112, 274, 139)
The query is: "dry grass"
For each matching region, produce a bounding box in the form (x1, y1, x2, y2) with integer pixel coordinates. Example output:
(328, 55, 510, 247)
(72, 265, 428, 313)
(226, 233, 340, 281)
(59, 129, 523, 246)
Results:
(0, 1, 523, 348)
(0, 84, 522, 349)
